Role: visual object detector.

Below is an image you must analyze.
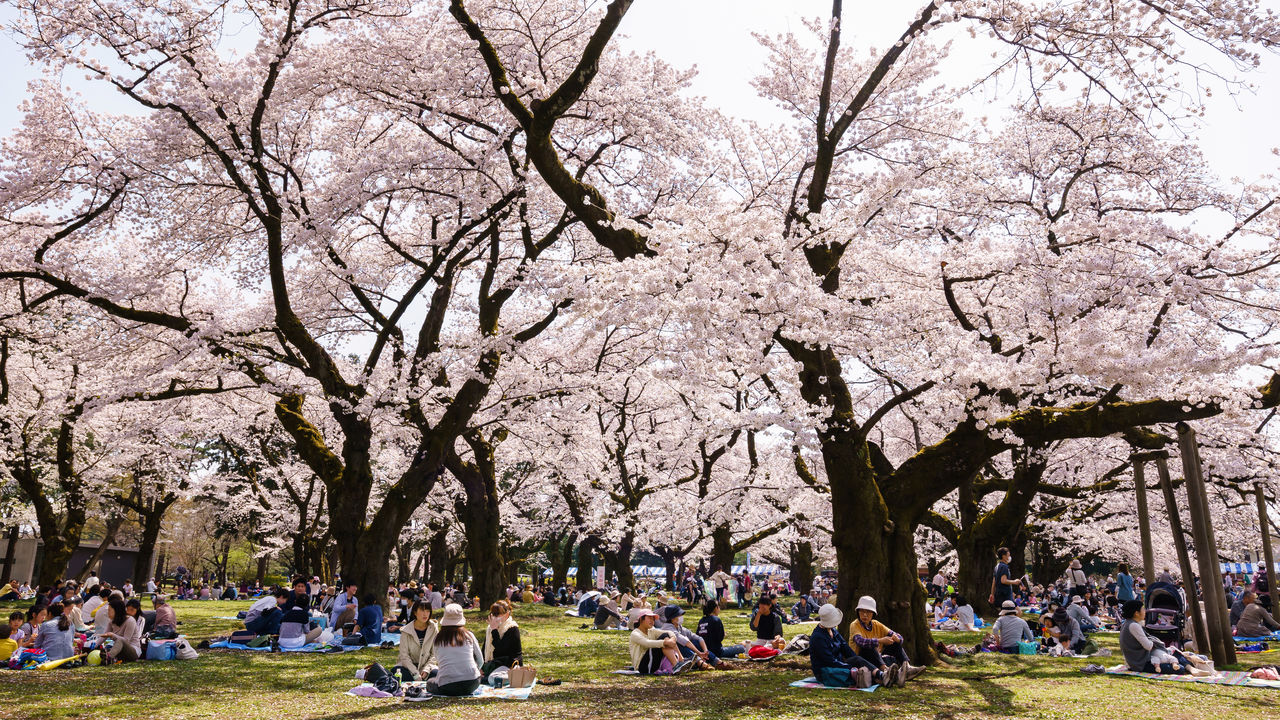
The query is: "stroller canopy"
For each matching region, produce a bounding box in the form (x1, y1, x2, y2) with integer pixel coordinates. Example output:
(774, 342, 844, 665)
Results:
(1145, 581, 1183, 612)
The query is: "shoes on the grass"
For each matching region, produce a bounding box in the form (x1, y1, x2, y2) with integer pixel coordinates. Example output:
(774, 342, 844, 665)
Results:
(905, 663, 926, 681)
(672, 658, 693, 675)
(1081, 663, 1105, 674)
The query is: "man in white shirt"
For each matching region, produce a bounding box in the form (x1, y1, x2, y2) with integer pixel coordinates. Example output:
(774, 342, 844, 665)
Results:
(146, 578, 157, 594)
(85, 573, 100, 591)
(122, 581, 134, 597)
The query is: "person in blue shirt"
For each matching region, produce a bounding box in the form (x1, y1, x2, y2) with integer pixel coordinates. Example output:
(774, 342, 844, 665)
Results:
(354, 593, 383, 646)
(330, 579, 358, 629)
(809, 604, 886, 688)
(1116, 563, 1136, 602)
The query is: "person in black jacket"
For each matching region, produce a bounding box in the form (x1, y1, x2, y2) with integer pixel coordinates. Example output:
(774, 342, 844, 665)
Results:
(696, 600, 746, 659)
(481, 600, 522, 681)
(750, 595, 785, 649)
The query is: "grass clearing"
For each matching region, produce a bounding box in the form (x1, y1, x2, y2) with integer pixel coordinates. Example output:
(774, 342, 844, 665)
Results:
(0, 599, 1276, 719)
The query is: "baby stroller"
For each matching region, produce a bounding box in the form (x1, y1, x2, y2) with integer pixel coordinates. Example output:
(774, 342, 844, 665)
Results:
(1144, 581, 1185, 647)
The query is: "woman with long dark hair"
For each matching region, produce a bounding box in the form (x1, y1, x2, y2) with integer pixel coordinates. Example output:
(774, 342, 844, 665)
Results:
(34, 602, 74, 661)
(425, 604, 482, 696)
(102, 598, 141, 663)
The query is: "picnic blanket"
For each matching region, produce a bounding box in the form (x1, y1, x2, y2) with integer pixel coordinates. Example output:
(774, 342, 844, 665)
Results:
(1105, 665, 1255, 686)
(209, 639, 362, 653)
(611, 669, 640, 675)
(1235, 632, 1280, 642)
(391, 681, 537, 701)
(789, 677, 879, 692)
(213, 616, 243, 620)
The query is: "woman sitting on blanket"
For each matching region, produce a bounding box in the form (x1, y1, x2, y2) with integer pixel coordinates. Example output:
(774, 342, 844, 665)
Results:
(629, 609, 689, 675)
(395, 599, 439, 681)
(1048, 607, 1087, 654)
(594, 591, 625, 630)
(849, 596, 926, 684)
(809, 604, 891, 688)
(1119, 600, 1205, 675)
(481, 600, 523, 682)
(423, 604, 484, 696)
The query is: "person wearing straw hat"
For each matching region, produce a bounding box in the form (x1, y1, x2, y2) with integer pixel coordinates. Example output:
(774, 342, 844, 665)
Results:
(809, 604, 885, 688)
(593, 590, 625, 630)
(991, 601, 1033, 653)
(425, 604, 484, 696)
(849, 596, 925, 684)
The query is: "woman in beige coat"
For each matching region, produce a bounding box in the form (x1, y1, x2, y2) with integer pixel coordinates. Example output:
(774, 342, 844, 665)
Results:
(396, 599, 439, 680)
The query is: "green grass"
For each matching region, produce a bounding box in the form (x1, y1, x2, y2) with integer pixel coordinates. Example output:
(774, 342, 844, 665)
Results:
(0, 599, 1276, 719)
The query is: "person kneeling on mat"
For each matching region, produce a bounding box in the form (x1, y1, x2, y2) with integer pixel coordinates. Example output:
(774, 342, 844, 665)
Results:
(849, 596, 925, 685)
(810, 603, 886, 688)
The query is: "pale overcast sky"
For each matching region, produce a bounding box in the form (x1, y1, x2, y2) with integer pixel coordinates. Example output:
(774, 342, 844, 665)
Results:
(2, 1, 1277, 183)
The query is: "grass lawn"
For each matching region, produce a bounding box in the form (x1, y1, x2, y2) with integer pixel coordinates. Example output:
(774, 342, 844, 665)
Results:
(0, 599, 1277, 719)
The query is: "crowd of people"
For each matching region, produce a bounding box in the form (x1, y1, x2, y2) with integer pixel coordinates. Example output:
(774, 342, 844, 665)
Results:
(0, 575, 179, 666)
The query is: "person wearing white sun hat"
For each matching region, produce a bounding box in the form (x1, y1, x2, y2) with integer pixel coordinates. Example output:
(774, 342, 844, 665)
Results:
(808, 604, 885, 688)
(849, 596, 926, 686)
(424, 604, 484, 696)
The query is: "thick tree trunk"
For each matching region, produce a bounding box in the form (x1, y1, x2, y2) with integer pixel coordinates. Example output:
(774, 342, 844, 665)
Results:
(256, 554, 269, 585)
(38, 536, 78, 587)
(429, 528, 449, 590)
(412, 549, 426, 582)
(826, 436, 935, 664)
(550, 533, 575, 589)
(457, 488, 503, 607)
(790, 540, 815, 595)
(711, 524, 735, 574)
(575, 537, 597, 590)
(0, 526, 17, 586)
(657, 547, 677, 591)
(397, 540, 412, 583)
(603, 532, 636, 591)
(132, 509, 165, 590)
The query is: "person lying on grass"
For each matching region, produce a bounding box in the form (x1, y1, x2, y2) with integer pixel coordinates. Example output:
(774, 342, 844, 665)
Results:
(629, 609, 690, 675)
(1119, 600, 1209, 675)
(991, 601, 1033, 653)
(809, 603, 891, 688)
(849, 596, 925, 684)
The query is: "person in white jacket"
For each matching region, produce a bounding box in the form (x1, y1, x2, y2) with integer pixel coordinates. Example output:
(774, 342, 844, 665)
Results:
(396, 600, 439, 680)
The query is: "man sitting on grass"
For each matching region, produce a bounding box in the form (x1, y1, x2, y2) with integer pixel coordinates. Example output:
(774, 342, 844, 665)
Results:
(991, 601, 1033, 653)
(749, 595, 786, 649)
(1235, 591, 1280, 638)
(809, 604, 888, 688)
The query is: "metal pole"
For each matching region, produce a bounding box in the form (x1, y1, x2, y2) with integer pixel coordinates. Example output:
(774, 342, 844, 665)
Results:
(1256, 483, 1279, 614)
(1132, 459, 1157, 586)
(1155, 455, 1211, 656)
(1177, 424, 1235, 665)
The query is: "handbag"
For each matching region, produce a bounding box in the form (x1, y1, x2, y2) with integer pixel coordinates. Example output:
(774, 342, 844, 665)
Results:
(1017, 640, 1038, 655)
(508, 665, 537, 688)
